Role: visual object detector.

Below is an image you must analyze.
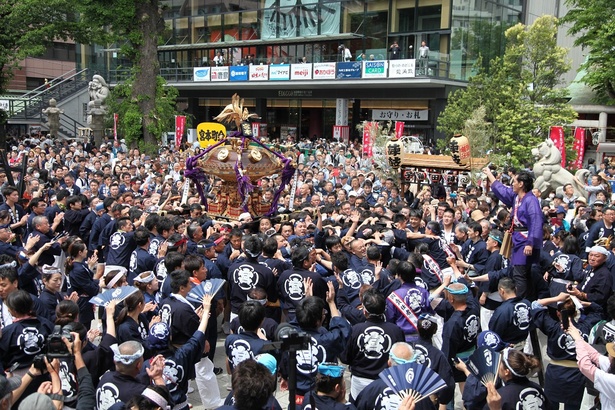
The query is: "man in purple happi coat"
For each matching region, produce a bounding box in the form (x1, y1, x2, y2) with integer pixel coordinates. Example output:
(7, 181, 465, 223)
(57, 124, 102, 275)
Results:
(483, 168, 542, 299)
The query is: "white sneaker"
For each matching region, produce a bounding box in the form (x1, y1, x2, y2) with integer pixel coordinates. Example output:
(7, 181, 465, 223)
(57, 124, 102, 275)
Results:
(222, 322, 231, 335)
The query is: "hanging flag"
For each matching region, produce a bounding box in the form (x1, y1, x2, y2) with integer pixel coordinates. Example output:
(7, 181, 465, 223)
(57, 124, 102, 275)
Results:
(175, 115, 186, 149)
(549, 126, 566, 167)
(362, 121, 377, 158)
(395, 121, 404, 139)
(113, 113, 119, 141)
(571, 127, 586, 169)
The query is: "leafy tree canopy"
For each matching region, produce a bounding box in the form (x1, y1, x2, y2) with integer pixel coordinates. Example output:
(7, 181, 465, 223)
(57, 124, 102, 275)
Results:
(437, 15, 577, 166)
(561, 0, 615, 104)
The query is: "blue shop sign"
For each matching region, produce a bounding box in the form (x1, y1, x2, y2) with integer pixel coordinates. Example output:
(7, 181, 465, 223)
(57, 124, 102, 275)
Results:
(229, 66, 249, 81)
(336, 62, 362, 79)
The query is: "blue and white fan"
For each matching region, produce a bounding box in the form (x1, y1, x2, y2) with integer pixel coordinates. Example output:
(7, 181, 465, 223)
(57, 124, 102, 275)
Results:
(89, 286, 138, 306)
(379, 362, 447, 402)
(186, 278, 226, 304)
(467, 346, 501, 386)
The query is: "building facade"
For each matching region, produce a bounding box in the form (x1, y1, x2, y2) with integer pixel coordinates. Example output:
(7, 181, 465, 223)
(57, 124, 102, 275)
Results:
(92, 0, 525, 143)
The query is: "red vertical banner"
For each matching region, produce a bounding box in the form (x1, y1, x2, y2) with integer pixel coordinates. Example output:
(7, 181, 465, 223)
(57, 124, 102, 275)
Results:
(549, 126, 566, 167)
(113, 113, 118, 141)
(571, 127, 586, 169)
(362, 122, 376, 158)
(333, 125, 349, 143)
(175, 115, 186, 149)
(395, 121, 404, 139)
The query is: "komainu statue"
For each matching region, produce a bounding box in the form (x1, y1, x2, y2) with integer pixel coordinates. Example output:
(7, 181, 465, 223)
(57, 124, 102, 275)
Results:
(531, 138, 589, 199)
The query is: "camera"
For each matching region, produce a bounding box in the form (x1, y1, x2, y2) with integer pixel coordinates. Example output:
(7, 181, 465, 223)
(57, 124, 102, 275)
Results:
(275, 323, 311, 351)
(32, 354, 47, 372)
(47, 325, 73, 358)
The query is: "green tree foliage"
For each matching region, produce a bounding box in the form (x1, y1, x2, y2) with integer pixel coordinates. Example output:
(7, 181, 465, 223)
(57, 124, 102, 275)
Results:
(437, 15, 577, 166)
(107, 75, 178, 152)
(75, 0, 172, 148)
(561, 0, 615, 104)
(0, 0, 88, 93)
(0, 0, 177, 149)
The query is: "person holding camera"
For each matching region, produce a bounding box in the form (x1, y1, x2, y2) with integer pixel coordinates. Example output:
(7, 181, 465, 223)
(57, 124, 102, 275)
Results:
(389, 41, 401, 60)
(567, 318, 615, 410)
(0, 290, 54, 376)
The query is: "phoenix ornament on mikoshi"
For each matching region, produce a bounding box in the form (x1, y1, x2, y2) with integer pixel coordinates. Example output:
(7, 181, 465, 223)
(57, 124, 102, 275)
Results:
(184, 94, 296, 219)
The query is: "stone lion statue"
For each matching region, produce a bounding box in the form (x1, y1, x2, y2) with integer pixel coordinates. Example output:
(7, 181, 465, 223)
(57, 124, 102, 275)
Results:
(531, 138, 589, 199)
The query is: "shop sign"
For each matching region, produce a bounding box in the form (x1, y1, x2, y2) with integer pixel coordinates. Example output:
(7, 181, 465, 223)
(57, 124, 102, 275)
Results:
(362, 61, 387, 79)
(270, 65, 290, 81)
(313, 63, 336, 80)
(249, 65, 269, 81)
(388, 59, 416, 78)
(336, 62, 362, 79)
(290, 63, 312, 80)
(230, 66, 249, 81)
(372, 109, 428, 121)
(277, 90, 313, 97)
(211, 67, 229, 82)
(193, 67, 211, 82)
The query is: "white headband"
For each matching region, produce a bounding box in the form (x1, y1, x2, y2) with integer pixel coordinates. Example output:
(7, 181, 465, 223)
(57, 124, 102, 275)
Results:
(41, 264, 61, 275)
(134, 271, 155, 284)
(106, 271, 125, 289)
(110, 343, 144, 365)
(0, 261, 17, 269)
(502, 348, 528, 378)
(141, 388, 170, 410)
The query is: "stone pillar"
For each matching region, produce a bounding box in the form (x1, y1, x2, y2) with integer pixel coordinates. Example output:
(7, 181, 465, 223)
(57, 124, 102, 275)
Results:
(89, 100, 106, 146)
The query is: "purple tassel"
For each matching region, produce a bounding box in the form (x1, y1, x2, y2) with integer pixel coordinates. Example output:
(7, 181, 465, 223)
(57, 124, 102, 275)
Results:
(266, 158, 296, 216)
(184, 138, 230, 210)
(234, 161, 254, 213)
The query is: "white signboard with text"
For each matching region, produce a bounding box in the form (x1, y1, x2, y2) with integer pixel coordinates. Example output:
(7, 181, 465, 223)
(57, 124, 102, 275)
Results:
(372, 109, 428, 121)
(290, 64, 312, 80)
(388, 59, 416, 78)
(269, 65, 290, 81)
(312, 63, 336, 80)
(193, 67, 211, 81)
(211, 66, 229, 82)
(249, 65, 269, 81)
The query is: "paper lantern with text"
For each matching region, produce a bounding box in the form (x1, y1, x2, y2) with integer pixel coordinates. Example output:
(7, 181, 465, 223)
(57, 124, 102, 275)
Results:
(386, 138, 404, 169)
(450, 134, 471, 166)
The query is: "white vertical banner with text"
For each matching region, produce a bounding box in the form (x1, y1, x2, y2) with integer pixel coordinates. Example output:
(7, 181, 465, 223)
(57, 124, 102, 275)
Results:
(335, 99, 348, 126)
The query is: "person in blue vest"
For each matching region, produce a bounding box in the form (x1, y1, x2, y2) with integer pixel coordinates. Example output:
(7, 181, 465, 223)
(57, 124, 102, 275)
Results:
(488, 277, 532, 347)
(225, 300, 270, 372)
(340, 287, 405, 400)
(439, 282, 480, 392)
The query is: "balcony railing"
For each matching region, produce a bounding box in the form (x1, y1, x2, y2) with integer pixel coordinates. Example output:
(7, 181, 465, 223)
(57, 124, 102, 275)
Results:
(107, 56, 452, 84)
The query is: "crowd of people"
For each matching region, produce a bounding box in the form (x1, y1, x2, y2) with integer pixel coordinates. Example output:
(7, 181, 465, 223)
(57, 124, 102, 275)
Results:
(1, 132, 615, 410)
